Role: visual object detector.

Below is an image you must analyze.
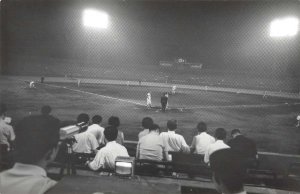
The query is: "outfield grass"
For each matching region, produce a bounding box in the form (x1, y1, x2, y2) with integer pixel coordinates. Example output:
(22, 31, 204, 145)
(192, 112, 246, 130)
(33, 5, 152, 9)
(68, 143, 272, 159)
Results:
(1, 76, 300, 154)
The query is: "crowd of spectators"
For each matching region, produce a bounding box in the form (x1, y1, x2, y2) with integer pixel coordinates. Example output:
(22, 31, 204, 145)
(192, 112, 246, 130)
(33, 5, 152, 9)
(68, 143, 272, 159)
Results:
(0, 104, 258, 194)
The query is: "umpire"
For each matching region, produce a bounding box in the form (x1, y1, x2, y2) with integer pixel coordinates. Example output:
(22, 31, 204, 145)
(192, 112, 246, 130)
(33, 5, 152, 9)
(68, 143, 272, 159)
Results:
(161, 93, 168, 112)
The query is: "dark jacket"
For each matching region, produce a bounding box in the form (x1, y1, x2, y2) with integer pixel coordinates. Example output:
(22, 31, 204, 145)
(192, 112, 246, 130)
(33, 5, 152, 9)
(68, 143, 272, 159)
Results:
(228, 135, 257, 159)
(161, 96, 168, 104)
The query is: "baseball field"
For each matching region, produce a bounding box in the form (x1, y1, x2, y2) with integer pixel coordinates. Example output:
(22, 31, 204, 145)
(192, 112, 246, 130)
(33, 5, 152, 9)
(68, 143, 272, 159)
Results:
(1, 75, 300, 155)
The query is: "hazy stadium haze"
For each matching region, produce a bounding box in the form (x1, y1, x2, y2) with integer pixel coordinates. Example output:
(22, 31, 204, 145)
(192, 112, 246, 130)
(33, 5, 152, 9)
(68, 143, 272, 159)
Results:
(1, 0, 300, 79)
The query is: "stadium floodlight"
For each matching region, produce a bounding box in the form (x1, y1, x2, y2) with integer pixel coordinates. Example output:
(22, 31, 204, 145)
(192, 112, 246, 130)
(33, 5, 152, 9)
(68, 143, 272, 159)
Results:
(83, 9, 109, 29)
(270, 17, 299, 37)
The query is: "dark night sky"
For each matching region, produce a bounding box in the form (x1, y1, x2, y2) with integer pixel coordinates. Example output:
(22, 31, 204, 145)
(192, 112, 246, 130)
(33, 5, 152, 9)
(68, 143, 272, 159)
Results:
(2, 0, 300, 76)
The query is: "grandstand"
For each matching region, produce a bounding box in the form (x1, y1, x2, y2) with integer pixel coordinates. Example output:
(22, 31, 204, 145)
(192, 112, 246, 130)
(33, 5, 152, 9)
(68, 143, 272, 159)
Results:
(1, 0, 300, 193)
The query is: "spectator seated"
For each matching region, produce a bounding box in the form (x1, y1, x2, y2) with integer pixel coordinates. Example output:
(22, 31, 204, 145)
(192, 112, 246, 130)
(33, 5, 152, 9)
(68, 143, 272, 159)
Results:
(160, 120, 190, 156)
(87, 126, 129, 171)
(0, 144, 14, 171)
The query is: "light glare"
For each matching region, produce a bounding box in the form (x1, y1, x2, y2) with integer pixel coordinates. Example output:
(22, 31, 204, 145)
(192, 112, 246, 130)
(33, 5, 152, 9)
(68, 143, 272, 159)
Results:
(270, 17, 299, 37)
(83, 9, 109, 29)
(116, 162, 132, 168)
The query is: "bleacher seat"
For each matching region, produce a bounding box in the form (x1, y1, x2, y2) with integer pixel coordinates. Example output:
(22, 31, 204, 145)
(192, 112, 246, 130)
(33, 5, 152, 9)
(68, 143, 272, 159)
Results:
(169, 152, 212, 179)
(245, 168, 278, 187)
(287, 162, 300, 180)
(135, 159, 172, 176)
(284, 162, 300, 191)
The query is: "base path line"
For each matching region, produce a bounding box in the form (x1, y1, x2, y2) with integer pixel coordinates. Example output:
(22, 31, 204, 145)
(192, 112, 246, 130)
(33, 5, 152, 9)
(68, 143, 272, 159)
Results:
(42, 82, 146, 107)
(7, 76, 300, 110)
(182, 102, 300, 110)
(6, 75, 300, 100)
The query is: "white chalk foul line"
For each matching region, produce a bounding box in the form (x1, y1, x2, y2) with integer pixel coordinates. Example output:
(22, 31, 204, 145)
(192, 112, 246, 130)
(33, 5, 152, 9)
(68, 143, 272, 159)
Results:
(36, 83, 300, 110)
(41, 83, 145, 106)
(9, 77, 300, 110)
(177, 102, 300, 110)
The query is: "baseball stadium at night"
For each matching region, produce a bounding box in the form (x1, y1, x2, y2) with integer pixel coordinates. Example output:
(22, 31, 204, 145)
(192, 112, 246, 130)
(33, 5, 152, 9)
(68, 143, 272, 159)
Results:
(0, 0, 300, 193)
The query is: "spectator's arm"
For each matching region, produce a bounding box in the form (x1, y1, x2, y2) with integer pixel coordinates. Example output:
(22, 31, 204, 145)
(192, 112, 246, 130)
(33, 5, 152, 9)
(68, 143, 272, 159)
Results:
(190, 136, 196, 153)
(180, 136, 190, 153)
(162, 147, 168, 161)
(87, 151, 104, 171)
(204, 148, 210, 164)
(9, 126, 16, 142)
(99, 130, 105, 145)
(89, 134, 99, 154)
(5, 126, 16, 150)
(136, 142, 140, 159)
(120, 132, 125, 145)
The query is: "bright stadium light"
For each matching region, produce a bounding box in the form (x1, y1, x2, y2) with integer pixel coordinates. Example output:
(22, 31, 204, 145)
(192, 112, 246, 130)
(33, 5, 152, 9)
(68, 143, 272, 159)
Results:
(83, 9, 109, 29)
(270, 17, 299, 37)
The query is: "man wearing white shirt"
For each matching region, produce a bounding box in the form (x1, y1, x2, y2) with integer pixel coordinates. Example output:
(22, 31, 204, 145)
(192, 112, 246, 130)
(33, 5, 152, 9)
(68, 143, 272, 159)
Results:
(87, 115, 105, 145)
(72, 113, 99, 154)
(72, 131, 99, 154)
(0, 104, 15, 152)
(160, 120, 190, 156)
(88, 126, 129, 170)
(138, 117, 154, 140)
(0, 115, 60, 194)
(190, 122, 215, 155)
(204, 128, 230, 164)
(136, 124, 167, 161)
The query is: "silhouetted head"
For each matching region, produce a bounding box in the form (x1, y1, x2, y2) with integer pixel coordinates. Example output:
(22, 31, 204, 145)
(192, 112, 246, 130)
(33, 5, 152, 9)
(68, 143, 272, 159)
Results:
(15, 115, 60, 165)
(149, 123, 160, 132)
(210, 149, 245, 194)
(214, 128, 227, 140)
(142, 117, 154, 129)
(41, 105, 52, 115)
(197, 122, 207, 133)
(92, 115, 102, 124)
(104, 125, 118, 142)
(167, 120, 177, 131)
(231, 129, 241, 138)
(108, 116, 120, 128)
(77, 113, 90, 124)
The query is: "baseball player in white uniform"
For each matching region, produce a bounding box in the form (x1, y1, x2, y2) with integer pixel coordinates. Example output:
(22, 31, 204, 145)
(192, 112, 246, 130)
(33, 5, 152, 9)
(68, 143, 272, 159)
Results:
(146, 92, 152, 109)
(171, 85, 177, 94)
(296, 115, 300, 127)
(165, 92, 169, 109)
(29, 81, 35, 88)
